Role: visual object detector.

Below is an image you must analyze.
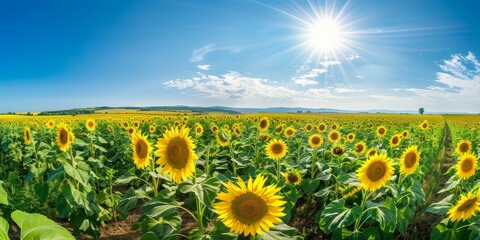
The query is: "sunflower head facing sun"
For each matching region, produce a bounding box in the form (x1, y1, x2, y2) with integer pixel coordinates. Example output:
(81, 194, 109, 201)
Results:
(265, 138, 288, 160)
(258, 117, 269, 132)
(456, 152, 478, 180)
(353, 141, 367, 155)
(24, 127, 32, 145)
(455, 140, 472, 155)
(328, 130, 341, 143)
(56, 123, 73, 152)
(284, 126, 296, 138)
(215, 175, 286, 237)
(284, 169, 302, 185)
(131, 131, 152, 170)
(376, 126, 387, 137)
(357, 153, 394, 192)
(400, 146, 420, 176)
(85, 118, 96, 132)
(155, 127, 197, 184)
(308, 134, 323, 149)
(448, 191, 480, 222)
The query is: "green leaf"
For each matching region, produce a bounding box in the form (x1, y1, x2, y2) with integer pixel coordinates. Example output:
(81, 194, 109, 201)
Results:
(319, 199, 362, 234)
(11, 210, 75, 240)
(97, 136, 108, 144)
(119, 188, 138, 219)
(409, 180, 425, 203)
(301, 178, 320, 195)
(63, 161, 90, 187)
(426, 194, 453, 215)
(0, 217, 9, 240)
(34, 182, 49, 204)
(115, 169, 140, 185)
(364, 197, 397, 232)
(430, 223, 455, 240)
(73, 138, 88, 147)
(0, 181, 8, 205)
(140, 232, 160, 240)
(259, 223, 299, 240)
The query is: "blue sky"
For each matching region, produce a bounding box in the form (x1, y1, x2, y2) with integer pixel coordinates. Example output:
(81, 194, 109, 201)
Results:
(1, 0, 479, 112)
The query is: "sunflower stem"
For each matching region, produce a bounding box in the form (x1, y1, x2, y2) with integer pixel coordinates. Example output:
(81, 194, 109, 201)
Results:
(276, 159, 281, 181)
(310, 148, 317, 180)
(354, 189, 370, 231)
(150, 157, 158, 197)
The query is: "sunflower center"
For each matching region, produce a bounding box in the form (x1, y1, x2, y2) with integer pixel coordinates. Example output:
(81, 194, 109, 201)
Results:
(306, 125, 312, 131)
(312, 136, 320, 145)
(259, 120, 268, 129)
(403, 132, 408, 137)
(356, 144, 364, 153)
(369, 150, 377, 156)
(319, 125, 326, 131)
(196, 128, 201, 133)
(60, 129, 69, 144)
(379, 128, 385, 135)
(26, 130, 30, 140)
(348, 135, 353, 140)
(331, 132, 338, 140)
(287, 174, 299, 183)
(136, 139, 148, 159)
(404, 152, 417, 168)
(271, 143, 284, 154)
(422, 123, 427, 128)
(461, 158, 473, 172)
(458, 197, 478, 212)
(367, 161, 386, 182)
(459, 143, 470, 153)
(333, 147, 344, 155)
(88, 122, 94, 128)
(392, 137, 399, 145)
(167, 137, 189, 169)
(287, 130, 293, 135)
(231, 192, 268, 224)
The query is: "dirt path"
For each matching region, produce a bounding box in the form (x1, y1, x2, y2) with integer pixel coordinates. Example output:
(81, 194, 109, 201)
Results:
(403, 119, 455, 239)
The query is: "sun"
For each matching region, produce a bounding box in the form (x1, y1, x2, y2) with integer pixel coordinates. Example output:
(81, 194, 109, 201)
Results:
(306, 18, 345, 54)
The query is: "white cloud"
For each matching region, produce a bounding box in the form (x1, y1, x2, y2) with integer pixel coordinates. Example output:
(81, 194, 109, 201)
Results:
(197, 64, 211, 70)
(373, 52, 480, 112)
(190, 44, 241, 62)
(356, 75, 365, 79)
(346, 53, 360, 61)
(165, 71, 299, 100)
(292, 68, 326, 86)
(333, 88, 366, 93)
(320, 60, 341, 67)
(190, 44, 216, 62)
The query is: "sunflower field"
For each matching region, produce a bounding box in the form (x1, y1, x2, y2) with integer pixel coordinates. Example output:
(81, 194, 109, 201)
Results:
(0, 113, 479, 239)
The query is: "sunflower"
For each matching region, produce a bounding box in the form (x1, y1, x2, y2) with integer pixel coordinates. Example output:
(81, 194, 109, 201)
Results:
(215, 175, 286, 236)
(420, 120, 428, 130)
(47, 119, 55, 129)
(308, 134, 323, 148)
(448, 192, 480, 222)
(328, 130, 341, 143)
(127, 127, 135, 135)
(195, 124, 204, 136)
(155, 127, 197, 184)
(346, 133, 355, 142)
(216, 130, 231, 147)
(284, 126, 296, 138)
(56, 123, 72, 152)
(305, 124, 313, 132)
(331, 145, 345, 156)
(275, 124, 284, 135)
(131, 131, 152, 169)
(258, 117, 269, 132)
(353, 141, 367, 155)
(211, 124, 219, 133)
(331, 123, 338, 130)
(233, 127, 242, 137)
(376, 126, 387, 137)
(318, 123, 327, 132)
(456, 140, 472, 155)
(357, 153, 394, 191)
(400, 146, 420, 176)
(258, 134, 270, 142)
(149, 125, 156, 133)
(456, 153, 478, 180)
(402, 130, 409, 138)
(24, 127, 32, 145)
(284, 170, 302, 185)
(265, 139, 288, 160)
(85, 119, 96, 132)
(389, 134, 401, 147)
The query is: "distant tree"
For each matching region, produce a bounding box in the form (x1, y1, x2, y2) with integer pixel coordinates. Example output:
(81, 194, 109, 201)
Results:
(419, 108, 425, 114)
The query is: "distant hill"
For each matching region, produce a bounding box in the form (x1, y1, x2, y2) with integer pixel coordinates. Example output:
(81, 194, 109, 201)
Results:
(22, 105, 470, 115)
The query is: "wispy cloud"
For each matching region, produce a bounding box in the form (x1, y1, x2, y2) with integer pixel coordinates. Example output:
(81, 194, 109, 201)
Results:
(346, 53, 360, 61)
(197, 64, 211, 70)
(371, 52, 480, 112)
(292, 68, 326, 86)
(190, 44, 241, 62)
(190, 44, 216, 62)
